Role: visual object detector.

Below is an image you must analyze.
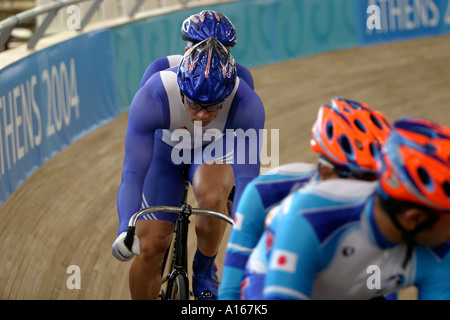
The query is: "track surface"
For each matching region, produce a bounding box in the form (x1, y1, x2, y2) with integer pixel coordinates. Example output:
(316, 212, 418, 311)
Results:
(1, 34, 450, 299)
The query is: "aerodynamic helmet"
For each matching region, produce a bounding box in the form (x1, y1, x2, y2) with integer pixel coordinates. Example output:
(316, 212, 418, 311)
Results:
(177, 38, 237, 104)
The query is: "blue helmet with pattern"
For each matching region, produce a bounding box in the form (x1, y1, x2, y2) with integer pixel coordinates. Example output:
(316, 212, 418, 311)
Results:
(178, 38, 237, 104)
(181, 10, 237, 47)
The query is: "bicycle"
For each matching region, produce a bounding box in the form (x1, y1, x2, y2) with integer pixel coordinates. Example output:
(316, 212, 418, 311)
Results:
(123, 177, 234, 300)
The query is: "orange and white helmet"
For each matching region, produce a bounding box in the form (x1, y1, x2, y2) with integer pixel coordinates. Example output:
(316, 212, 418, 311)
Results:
(310, 98, 392, 178)
(377, 117, 450, 213)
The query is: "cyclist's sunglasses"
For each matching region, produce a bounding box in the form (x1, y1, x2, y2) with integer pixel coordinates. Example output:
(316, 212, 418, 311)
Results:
(180, 91, 223, 112)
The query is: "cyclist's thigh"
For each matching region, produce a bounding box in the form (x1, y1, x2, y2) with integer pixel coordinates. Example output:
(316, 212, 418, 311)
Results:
(189, 135, 235, 192)
(141, 137, 188, 222)
(189, 162, 234, 198)
(136, 219, 175, 253)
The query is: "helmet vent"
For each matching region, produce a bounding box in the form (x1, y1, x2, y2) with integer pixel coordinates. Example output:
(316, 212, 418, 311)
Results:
(326, 122, 333, 140)
(340, 136, 352, 154)
(370, 114, 383, 130)
(369, 143, 378, 158)
(354, 119, 367, 133)
(417, 167, 431, 187)
(443, 181, 450, 198)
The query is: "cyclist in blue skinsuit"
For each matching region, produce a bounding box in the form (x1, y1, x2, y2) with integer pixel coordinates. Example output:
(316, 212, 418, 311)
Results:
(263, 117, 450, 300)
(139, 10, 254, 90)
(111, 38, 265, 300)
(219, 98, 393, 299)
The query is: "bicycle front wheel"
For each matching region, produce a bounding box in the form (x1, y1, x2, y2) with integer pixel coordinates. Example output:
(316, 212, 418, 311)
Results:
(167, 274, 189, 300)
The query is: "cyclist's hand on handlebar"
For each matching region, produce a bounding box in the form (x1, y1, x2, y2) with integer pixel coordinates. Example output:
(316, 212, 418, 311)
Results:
(112, 231, 140, 261)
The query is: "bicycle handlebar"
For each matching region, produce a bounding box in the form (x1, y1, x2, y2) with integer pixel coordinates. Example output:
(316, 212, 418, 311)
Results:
(124, 205, 234, 251)
(128, 205, 234, 227)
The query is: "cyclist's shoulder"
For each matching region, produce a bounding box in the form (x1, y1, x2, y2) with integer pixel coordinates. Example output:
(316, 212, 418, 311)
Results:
(431, 241, 450, 260)
(233, 77, 262, 105)
(236, 62, 250, 72)
(141, 65, 178, 90)
(414, 241, 450, 298)
(224, 80, 264, 130)
(235, 63, 254, 87)
(244, 163, 317, 199)
(253, 162, 315, 182)
(282, 179, 376, 223)
(147, 55, 182, 70)
(263, 162, 318, 177)
(166, 54, 183, 66)
(416, 241, 450, 263)
(273, 186, 368, 252)
(133, 67, 179, 121)
(297, 178, 378, 200)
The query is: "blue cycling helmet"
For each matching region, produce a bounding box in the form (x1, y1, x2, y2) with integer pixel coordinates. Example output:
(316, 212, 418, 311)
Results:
(181, 10, 237, 47)
(178, 38, 237, 104)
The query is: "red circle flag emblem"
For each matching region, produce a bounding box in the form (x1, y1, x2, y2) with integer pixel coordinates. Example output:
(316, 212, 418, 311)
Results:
(270, 249, 298, 273)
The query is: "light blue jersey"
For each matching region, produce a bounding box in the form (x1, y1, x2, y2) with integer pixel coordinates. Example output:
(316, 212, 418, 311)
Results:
(240, 197, 287, 299)
(263, 179, 450, 300)
(219, 163, 318, 300)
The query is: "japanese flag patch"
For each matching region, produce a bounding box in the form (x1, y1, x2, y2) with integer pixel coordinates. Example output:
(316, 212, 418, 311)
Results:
(270, 249, 298, 273)
(233, 212, 244, 231)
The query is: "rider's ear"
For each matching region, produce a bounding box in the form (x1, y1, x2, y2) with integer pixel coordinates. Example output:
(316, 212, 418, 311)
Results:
(318, 164, 339, 181)
(399, 208, 428, 231)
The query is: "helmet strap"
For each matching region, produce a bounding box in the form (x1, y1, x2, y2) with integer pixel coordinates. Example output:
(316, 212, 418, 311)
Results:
(386, 210, 439, 269)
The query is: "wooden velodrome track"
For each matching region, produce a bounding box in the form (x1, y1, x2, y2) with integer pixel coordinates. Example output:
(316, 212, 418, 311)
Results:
(1, 34, 450, 300)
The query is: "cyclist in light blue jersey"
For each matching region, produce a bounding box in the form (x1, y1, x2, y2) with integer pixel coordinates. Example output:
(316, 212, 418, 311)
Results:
(139, 10, 254, 90)
(111, 38, 265, 300)
(219, 98, 393, 299)
(263, 117, 450, 300)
